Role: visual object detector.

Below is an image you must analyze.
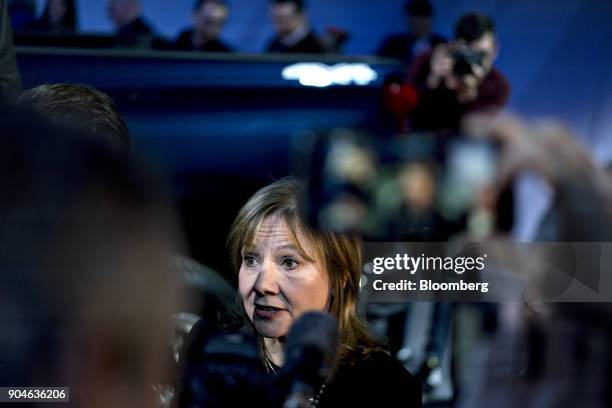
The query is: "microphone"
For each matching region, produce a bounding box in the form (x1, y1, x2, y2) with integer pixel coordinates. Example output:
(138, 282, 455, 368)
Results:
(282, 312, 340, 408)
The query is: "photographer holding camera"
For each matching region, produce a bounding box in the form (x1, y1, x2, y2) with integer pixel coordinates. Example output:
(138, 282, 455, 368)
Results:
(408, 12, 510, 134)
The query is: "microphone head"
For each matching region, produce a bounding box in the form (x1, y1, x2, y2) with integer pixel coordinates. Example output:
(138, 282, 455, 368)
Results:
(284, 311, 340, 383)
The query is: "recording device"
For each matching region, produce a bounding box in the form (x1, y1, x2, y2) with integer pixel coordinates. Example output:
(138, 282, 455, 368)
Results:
(294, 128, 498, 240)
(176, 312, 340, 408)
(176, 319, 275, 407)
(452, 48, 486, 77)
(283, 312, 340, 408)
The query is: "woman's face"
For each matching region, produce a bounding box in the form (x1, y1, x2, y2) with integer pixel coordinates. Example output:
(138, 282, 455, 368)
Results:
(239, 214, 330, 339)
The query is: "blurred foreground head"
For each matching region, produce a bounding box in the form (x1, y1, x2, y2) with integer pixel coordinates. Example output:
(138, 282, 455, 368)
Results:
(0, 107, 183, 407)
(14, 83, 130, 151)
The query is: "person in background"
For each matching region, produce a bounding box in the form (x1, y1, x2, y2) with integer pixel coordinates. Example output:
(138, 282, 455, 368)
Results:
(389, 16, 509, 397)
(408, 13, 512, 234)
(0, 0, 22, 101)
(25, 0, 77, 34)
(408, 12, 509, 134)
(107, 0, 155, 47)
(174, 0, 232, 52)
(377, 0, 445, 67)
(266, 0, 326, 54)
(14, 83, 130, 151)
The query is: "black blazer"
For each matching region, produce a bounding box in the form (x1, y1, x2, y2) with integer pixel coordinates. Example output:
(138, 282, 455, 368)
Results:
(317, 350, 422, 407)
(267, 31, 326, 54)
(174, 29, 232, 52)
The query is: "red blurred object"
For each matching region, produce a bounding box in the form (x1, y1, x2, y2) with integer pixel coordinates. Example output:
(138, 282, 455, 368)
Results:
(384, 82, 419, 116)
(383, 82, 419, 132)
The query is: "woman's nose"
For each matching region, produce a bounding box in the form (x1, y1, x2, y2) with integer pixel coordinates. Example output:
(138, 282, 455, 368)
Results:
(253, 259, 280, 295)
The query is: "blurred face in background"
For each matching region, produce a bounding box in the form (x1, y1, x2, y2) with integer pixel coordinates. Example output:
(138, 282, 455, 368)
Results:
(270, 2, 305, 39)
(107, 0, 139, 27)
(455, 31, 498, 75)
(48, 0, 67, 25)
(408, 15, 432, 37)
(399, 162, 436, 211)
(239, 214, 330, 339)
(193, 1, 229, 40)
(471, 32, 497, 73)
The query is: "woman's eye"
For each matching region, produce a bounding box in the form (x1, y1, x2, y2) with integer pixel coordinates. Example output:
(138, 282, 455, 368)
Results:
(243, 255, 257, 267)
(281, 257, 299, 269)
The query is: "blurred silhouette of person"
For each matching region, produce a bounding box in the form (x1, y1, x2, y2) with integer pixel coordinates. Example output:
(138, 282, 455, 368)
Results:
(0, 106, 185, 406)
(385, 13, 511, 391)
(266, 0, 326, 54)
(408, 12, 509, 134)
(25, 0, 77, 34)
(377, 0, 445, 66)
(454, 113, 612, 408)
(0, 0, 22, 101)
(14, 83, 130, 151)
(409, 13, 514, 235)
(107, 0, 155, 47)
(174, 0, 232, 52)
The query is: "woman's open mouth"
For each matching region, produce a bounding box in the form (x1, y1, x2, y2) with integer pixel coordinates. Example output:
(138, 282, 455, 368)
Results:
(254, 304, 285, 319)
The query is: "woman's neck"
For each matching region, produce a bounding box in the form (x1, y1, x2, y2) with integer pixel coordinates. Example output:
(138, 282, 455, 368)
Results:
(264, 337, 285, 367)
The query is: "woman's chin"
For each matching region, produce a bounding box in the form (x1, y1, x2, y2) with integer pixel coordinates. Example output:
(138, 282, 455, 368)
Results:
(253, 319, 289, 339)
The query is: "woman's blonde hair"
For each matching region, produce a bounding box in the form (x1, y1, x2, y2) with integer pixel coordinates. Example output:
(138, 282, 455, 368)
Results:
(227, 177, 382, 365)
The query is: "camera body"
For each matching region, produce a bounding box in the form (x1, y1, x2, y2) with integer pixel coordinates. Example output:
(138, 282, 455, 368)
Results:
(176, 313, 339, 407)
(452, 48, 486, 77)
(176, 320, 286, 407)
